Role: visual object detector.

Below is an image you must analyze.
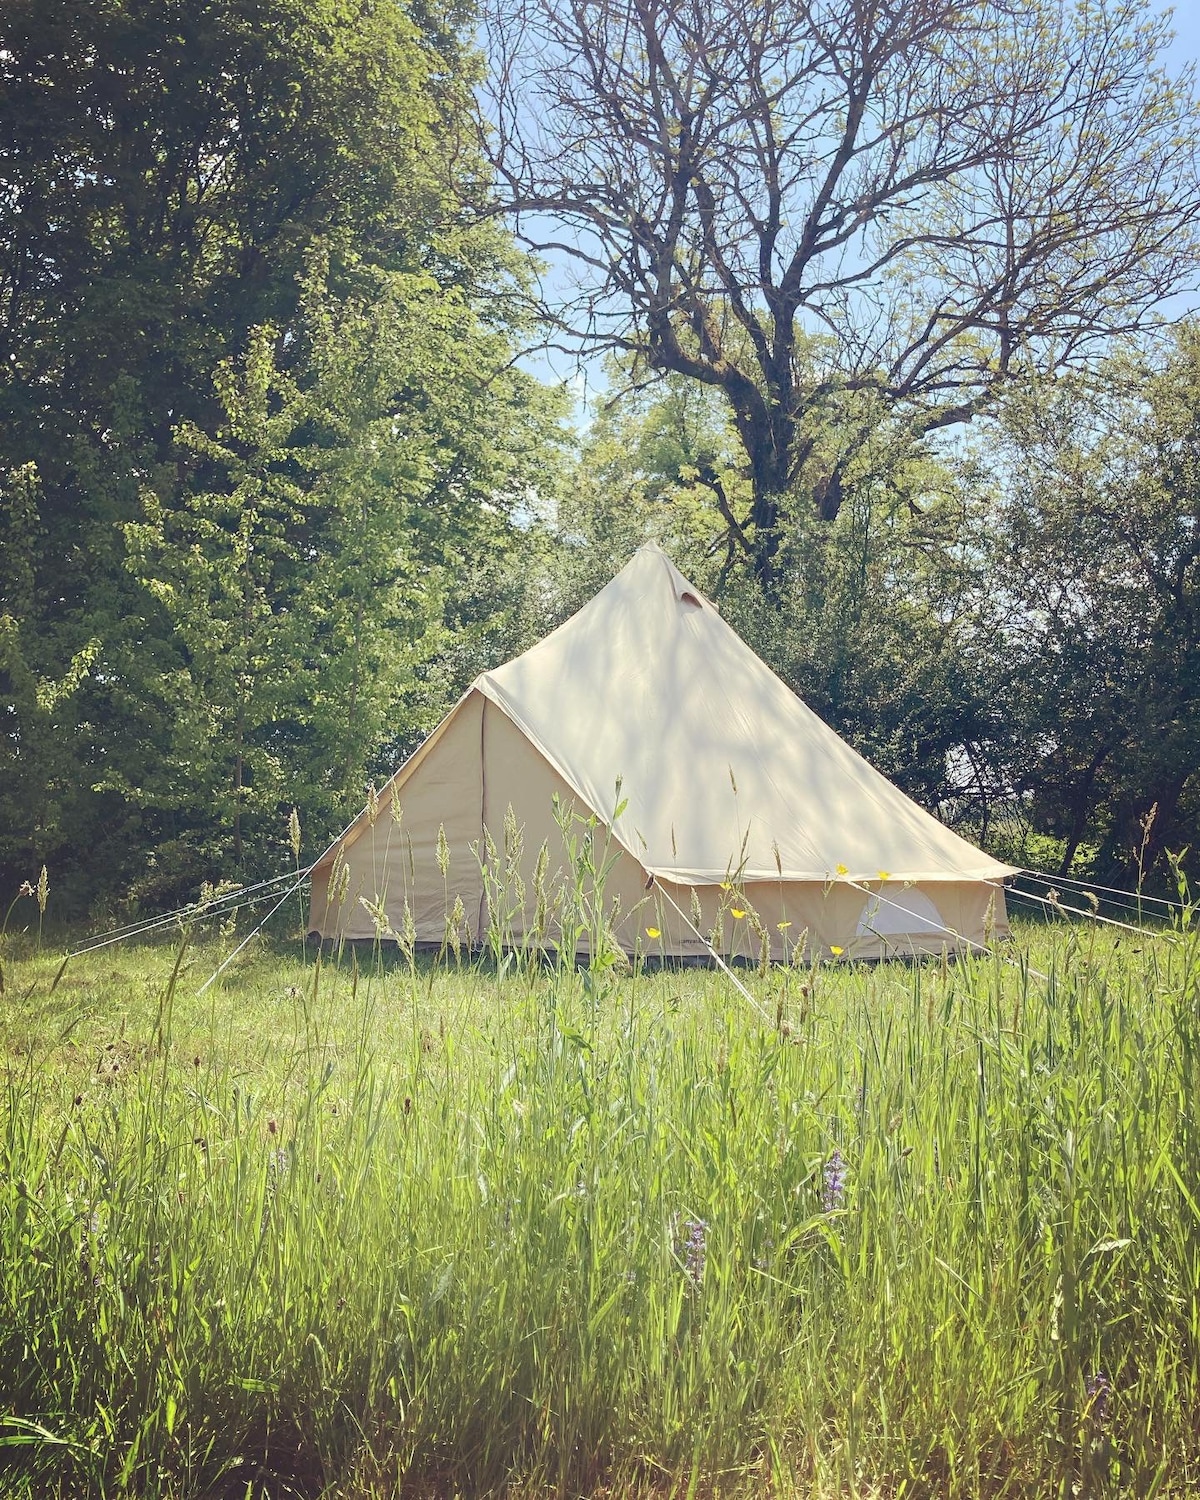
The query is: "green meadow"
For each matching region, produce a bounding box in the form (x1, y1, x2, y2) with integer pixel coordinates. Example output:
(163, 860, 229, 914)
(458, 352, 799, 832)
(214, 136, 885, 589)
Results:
(2, 913, 1199, 1498)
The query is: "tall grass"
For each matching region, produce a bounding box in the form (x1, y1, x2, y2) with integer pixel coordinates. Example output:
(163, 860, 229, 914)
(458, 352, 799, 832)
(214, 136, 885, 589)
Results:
(1, 909, 1199, 1496)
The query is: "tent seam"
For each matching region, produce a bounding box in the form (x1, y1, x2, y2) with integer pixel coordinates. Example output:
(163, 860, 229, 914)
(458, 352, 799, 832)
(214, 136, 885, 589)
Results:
(474, 675, 650, 877)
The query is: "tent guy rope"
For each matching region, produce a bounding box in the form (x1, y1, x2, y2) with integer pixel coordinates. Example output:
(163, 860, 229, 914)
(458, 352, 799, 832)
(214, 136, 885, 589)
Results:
(196, 869, 315, 995)
(997, 882, 1170, 940)
(650, 881, 772, 1021)
(191, 783, 394, 993)
(69, 870, 306, 956)
(1016, 867, 1185, 913)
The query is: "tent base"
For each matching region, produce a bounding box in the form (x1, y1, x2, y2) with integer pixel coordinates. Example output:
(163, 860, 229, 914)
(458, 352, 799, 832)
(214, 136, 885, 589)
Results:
(304, 933, 991, 968)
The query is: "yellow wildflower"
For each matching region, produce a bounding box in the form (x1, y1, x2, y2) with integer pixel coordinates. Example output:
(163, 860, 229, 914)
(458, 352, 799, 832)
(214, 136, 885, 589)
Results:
(830, 945, 845, 956)
(731, 908, 746, 919)
(645, 926, 661, 939)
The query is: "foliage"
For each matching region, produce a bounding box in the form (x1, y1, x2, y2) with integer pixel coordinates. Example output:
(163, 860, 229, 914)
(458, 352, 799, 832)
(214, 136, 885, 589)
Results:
(119, 264, 564, 893)
(979, 327, 1200, 882)
(0, 0, 564, 912)
(2, 910, 1200, 1496)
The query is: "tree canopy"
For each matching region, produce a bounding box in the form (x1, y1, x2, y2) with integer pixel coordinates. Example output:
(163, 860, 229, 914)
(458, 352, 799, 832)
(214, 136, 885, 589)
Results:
(0, 0, 564, 909)
(979, 329, 1200, 879)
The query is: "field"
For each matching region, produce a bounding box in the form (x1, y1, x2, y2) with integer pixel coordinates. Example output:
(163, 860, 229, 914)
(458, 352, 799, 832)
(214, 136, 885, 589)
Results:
(2, 911, 1200, 1498)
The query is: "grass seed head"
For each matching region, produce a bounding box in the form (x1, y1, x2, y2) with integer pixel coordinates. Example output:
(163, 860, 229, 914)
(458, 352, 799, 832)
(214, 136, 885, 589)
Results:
(288, 807, 301, 863)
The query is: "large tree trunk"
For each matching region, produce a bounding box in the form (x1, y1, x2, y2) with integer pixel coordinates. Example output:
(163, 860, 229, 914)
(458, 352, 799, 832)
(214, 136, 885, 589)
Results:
(1095, 776, 1189, 888)
(1059, 748, 1111, 876)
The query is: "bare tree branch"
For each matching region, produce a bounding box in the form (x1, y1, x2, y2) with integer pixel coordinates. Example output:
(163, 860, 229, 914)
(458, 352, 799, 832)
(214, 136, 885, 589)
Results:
(478, 0, 1200, 584)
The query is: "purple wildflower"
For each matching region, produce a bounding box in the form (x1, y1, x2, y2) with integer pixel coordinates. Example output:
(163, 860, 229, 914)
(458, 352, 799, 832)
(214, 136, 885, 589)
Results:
(1085, 1370, 1111, 1424)
(822, 1150, 846, 1211)
(682, 1217, 708, 1285)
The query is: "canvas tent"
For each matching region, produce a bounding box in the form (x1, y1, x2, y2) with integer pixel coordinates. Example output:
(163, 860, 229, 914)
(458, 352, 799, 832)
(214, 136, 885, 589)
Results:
(308, 545, 1012, 959)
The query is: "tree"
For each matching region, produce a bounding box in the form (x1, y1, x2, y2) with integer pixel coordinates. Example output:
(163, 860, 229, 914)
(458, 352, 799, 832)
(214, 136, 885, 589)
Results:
(559, 365, 747, 583)
(117, 266, 563, 902)
(980, 328, 1200, 883)
(481, 0, 1200, 585)
(0, 0, 562, 909)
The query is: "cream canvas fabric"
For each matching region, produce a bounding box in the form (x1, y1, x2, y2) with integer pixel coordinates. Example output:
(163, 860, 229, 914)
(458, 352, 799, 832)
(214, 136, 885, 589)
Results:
(309, 545, 1012, 958)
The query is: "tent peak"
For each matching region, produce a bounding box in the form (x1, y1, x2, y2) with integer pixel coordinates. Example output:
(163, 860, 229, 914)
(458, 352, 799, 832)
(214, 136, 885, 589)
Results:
(627, 541, 715, 611)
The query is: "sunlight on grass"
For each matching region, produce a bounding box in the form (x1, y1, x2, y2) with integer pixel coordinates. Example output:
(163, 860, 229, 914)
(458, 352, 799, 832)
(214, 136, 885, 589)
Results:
(1, 914, 1199, 1497)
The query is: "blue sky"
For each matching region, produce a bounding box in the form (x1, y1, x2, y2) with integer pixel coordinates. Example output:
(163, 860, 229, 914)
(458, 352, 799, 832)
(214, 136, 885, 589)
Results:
(1161, 0, 1200, 68)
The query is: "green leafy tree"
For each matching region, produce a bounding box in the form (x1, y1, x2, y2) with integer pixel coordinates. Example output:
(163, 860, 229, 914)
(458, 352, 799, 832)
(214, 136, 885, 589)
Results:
(115, 256, 564, 903)
(0, 0, 560, 909)
(982, 331, 1200, 881)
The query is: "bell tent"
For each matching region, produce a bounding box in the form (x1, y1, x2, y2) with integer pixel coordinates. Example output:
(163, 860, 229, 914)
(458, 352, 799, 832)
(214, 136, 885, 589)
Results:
(308, 545, 1012, 959)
